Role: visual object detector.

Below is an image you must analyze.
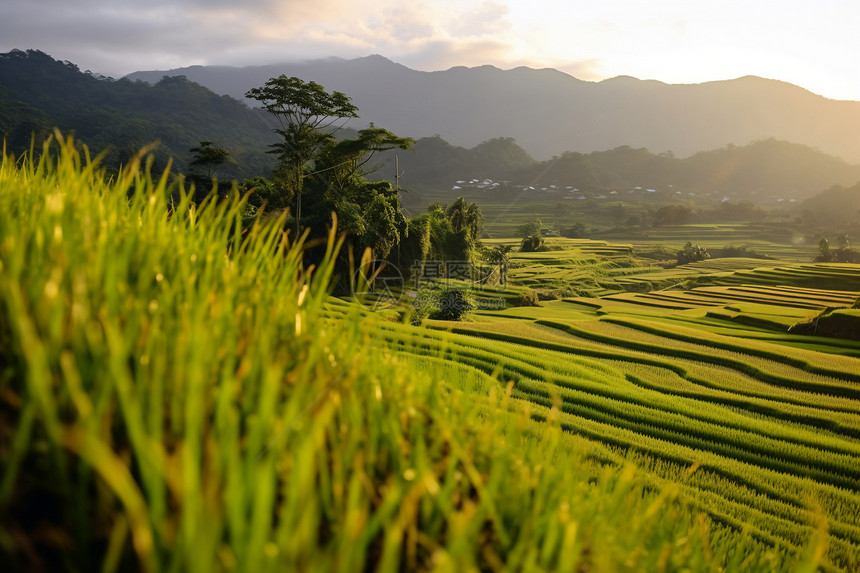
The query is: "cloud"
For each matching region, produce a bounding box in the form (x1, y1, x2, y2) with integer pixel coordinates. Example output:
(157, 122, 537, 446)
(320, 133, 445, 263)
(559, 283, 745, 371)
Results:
(349, 1, 520, 73)
(359, 4, 439, 44)
(0, 0, 523, 76)
(448, 1, 511, 38)
(2, 0, 858, 100)
(0, 0, 581, 79)
(0, 0, 367, 73)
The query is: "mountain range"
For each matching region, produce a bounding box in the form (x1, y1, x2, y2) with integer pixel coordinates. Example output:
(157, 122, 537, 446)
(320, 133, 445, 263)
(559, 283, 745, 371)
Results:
(2, 49, 860, 205)
(126, 54, 860, 164)
(381, 137, 860, 204)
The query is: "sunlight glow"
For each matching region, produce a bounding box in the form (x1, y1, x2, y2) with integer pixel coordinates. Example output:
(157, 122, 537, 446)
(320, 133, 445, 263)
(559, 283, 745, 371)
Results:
(1, 0, 857, 100)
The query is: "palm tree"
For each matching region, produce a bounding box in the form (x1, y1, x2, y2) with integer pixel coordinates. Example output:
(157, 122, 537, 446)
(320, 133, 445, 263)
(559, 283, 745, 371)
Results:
(445, 197, 484, 244)
(462, 201, 484, 244)
(445, 197, 467, 233)
(484, 244, 513, 286)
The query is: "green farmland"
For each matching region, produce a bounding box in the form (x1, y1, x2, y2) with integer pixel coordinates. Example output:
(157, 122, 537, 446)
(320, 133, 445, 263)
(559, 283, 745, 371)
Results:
(419, 238, 860, 570)
(3, 138, 860, 572)
(421, 275, 860, 570)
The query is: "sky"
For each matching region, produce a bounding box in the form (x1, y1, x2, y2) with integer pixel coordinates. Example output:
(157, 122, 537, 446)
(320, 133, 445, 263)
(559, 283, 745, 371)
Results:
(2, 0, 859, 101)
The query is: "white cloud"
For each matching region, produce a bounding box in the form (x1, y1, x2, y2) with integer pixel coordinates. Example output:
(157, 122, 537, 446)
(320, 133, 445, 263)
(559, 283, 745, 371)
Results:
(447, 1, 511, 38)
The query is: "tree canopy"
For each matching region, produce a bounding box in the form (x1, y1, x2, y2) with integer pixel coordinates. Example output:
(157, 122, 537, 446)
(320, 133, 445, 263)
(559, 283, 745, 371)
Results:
(445, 197, 484, 245)
(245, 76, 359, 135)
(243, 75, 422, 286)
(245, 76, 362, 231)
(189, 140, 231, 179)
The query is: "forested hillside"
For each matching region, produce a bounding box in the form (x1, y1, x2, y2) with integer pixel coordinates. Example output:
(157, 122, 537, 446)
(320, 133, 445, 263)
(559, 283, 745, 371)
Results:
(0, 49, 277, 177)
(3, 49, 859, 203)
(799, 181, 860, 226)
(377, 138, 860, 202)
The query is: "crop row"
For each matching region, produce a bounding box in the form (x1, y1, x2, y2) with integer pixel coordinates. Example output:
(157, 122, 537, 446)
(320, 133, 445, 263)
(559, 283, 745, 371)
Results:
(380, 320, 860, 568)
(517, 394, 860, 570)
(548, 318, 860, 398)
(722, 285, 858, 306)
(721, 266, 860, 291)
(603, 315, 860, 384)
(382, 321, 860, 569)
(600, 293, 702, 310)
(620, 362, 860, 440)
(448, 320, 860, 429)
(698, 285, 857, 306)
(513, 377, 860, 488)
(384, 324, 860, 475)
(673, 289, 829, 310)
(645, 311, 860, 353)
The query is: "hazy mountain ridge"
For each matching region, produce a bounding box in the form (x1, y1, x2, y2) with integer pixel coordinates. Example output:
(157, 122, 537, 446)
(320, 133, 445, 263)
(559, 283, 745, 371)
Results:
(126, 55, 860, 163)
(2, 49, 859, 204)
(374, 137, 860, 203)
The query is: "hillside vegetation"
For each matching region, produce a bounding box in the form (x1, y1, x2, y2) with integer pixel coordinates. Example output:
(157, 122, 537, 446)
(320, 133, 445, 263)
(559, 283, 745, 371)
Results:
(3, 135, 832, 571)
(381, 137, 860, 203)
(4, 55, 860, 572)
(0, 49, 277, 177)
(3, 50, 859, 208)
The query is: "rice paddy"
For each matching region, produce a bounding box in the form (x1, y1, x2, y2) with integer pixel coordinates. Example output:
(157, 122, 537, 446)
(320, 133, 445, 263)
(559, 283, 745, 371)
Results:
(3, 136, 860, 571)
(415, 240, 860, 570)
(416, 299, 860, 568)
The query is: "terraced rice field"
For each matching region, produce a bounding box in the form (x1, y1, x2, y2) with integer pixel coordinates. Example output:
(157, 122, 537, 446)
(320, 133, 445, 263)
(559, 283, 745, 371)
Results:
(480, 238, 655, 296)
(405, 269, 860, 570)
(599, 223, 815, 261)
(478, 235, 860, 299)
(22, 137, 815, 572)
(619, 262, 860, 292)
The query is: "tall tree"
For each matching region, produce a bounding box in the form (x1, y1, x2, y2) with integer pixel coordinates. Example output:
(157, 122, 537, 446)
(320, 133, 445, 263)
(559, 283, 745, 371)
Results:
(445, 197, 484, 244)
(245, 76, 359, 231)
(315, 124, 413, 196)
(189, 140, 231, 179)
(304, 126, 413, 262)
(401, 204, 470, 278)
(483, 244, 513, 286)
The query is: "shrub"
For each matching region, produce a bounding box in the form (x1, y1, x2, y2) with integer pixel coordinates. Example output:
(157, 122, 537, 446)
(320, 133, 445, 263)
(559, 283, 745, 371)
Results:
(676, 241, 710, 265)
(654, 205, 692, 226)
(518, 289, 541, 306)
(711, 245, 773, 259)
(408, 289, 439, 325)
(429, 287, 475, 321)
(520, 232, 547, 252)
(814, 237, 860, 263)
(561, 222, 587, 238)
(535, 289, 558, 301)
(515, 219, 541, 239)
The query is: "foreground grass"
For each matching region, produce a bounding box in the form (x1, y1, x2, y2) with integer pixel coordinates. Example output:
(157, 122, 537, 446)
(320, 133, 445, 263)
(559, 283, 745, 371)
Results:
(0, 136, 825, 571)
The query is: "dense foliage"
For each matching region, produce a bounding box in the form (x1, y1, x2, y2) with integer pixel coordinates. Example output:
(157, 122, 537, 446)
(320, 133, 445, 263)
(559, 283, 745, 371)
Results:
(0, 135, 808, 572)
(0, 49, 277, 177)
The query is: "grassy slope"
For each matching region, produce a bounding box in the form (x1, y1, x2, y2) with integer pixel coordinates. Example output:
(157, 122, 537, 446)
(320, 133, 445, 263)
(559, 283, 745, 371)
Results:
(423, 254, 860, 569)
(0, 136, 812, 572)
